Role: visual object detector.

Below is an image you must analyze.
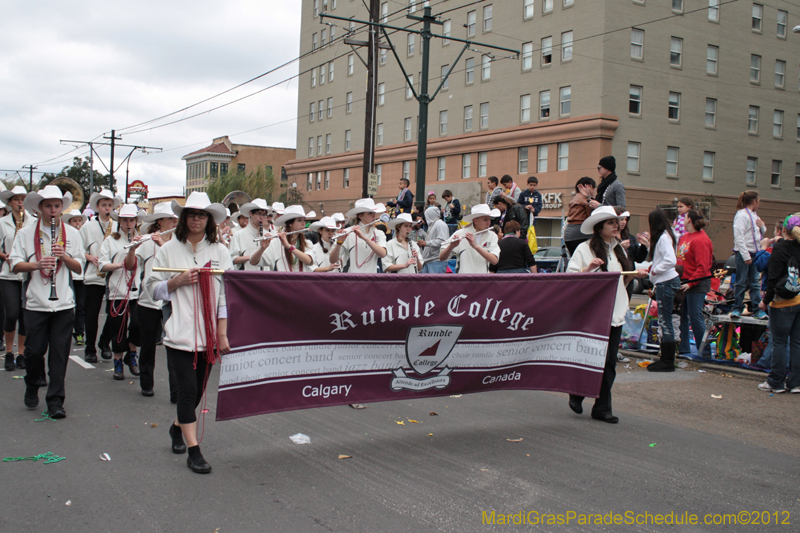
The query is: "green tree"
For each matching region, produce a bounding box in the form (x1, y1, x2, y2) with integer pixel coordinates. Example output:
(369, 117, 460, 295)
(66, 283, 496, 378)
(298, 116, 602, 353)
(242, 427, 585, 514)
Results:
(207, 166, 304, 207)
(39, 157, 110, 210)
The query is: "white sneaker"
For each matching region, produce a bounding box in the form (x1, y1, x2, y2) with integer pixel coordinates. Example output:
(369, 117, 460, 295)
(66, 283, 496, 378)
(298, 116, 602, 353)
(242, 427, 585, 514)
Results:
(617, 354, 630, 363)
(757, 381, 785, 393)
(789, 387, 800, 394)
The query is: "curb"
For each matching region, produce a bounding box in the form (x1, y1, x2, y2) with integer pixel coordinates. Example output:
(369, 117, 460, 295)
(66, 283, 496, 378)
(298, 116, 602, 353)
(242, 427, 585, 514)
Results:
(618, 349, 765, 381)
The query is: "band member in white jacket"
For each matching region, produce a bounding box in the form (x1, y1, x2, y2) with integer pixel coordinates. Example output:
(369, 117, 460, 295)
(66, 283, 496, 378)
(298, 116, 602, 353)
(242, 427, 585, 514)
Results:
(249, 205, 316, 271)
(384, 213, 422, 273)
(146, 192, 233, 474)
(11, 186, 84, 419)
(438, 204, 501, 273)
(310, 217, 342, 272)
(230, 199, 273, 271)
(329, 198, 387, 273)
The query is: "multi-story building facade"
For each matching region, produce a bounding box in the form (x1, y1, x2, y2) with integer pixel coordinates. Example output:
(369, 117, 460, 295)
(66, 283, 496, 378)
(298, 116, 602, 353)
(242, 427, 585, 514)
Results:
(284, 0, 800, 251)
(183, 136, 295, 195)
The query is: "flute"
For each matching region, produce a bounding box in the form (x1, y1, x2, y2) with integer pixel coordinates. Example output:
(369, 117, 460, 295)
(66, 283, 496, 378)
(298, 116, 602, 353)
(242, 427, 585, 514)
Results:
(48, 218, 58, 301)
(253, 227, 307, 243)
(442, 227, 491, 245)
(127, 229, 138, 291)
(153, 267, 226, 275)
(123, 228, 175, 249)
(335, 220, 378, 239)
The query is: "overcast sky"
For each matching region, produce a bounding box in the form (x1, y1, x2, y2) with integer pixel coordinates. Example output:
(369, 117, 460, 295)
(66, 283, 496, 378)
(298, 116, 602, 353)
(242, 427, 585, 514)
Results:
(0, 1, 305, 197)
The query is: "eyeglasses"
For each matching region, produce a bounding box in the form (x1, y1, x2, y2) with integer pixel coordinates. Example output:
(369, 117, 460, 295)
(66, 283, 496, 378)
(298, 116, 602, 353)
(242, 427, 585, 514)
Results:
(185, 210, 209, 220)
(252, 210, 269, 217)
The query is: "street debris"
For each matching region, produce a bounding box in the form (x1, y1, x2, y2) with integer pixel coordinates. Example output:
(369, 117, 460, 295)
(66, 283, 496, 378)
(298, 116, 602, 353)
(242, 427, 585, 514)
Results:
(407, 419, 420, 424)
(349, 404, 366, 409)
(429, 412, 438, 416)
(677, 362, 689, 369)
(648, 443, 657, 447)
(100, 453, 111, 461)
(427, 433, 433, 437)
(151, 423, 158, 428)
(698, 369, 707, 373)
(506, 438, 523, 443)
(711, 394, 722, 399)
(638, 361, 653, 368)
(338, 454, 352, 460)
(12, 376, 23, 380)
(396, 421, 405, 425)
(65, 500, 72, 506)
(289, 433, 311, 445)
(450, 394, 462, 398)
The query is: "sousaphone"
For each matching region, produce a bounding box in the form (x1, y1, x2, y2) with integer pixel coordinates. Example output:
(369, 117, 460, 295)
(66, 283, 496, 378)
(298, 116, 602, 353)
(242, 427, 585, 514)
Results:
(49, 177, 84, 212)
(222, 190, 251, 214)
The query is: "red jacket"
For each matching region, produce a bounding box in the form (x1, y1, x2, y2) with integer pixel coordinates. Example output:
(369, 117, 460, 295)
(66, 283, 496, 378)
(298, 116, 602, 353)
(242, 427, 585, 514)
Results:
(676, 230, 713, 288)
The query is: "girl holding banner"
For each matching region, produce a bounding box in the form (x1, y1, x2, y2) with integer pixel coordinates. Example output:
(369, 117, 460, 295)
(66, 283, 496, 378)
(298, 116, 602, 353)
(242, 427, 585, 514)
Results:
(330, 198, 387, 273)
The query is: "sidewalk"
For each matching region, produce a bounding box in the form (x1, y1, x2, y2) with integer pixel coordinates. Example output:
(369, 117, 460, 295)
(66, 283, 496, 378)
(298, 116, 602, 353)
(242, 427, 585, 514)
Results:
(619, 348, 765, 381)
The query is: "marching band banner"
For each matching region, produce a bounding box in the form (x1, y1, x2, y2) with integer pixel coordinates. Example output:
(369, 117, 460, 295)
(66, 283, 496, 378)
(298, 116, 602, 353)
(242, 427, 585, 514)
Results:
(217, 272, 619, 421)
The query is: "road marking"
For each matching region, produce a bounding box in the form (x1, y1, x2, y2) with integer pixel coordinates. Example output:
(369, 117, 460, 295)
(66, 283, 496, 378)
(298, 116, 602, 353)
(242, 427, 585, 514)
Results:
(69, 355, 95, 369)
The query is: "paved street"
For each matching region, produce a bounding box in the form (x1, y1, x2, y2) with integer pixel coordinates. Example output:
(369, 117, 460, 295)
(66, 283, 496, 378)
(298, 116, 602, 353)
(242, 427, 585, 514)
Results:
(1, 338, 798, 533)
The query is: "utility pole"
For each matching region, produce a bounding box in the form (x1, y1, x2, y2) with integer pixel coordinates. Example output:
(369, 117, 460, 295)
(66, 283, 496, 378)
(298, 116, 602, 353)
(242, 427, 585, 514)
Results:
(23, 165, 38, 191)
(361, 0, 379, 197)
(105, 130, 121, 196)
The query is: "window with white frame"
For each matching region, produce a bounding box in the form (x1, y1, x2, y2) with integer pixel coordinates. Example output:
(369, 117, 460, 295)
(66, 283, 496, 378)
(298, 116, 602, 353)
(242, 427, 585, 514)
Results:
(407, 34, 415, 56)
(329, 61, 334, 82)
(524, 0, 534, 19)
(559, 86, 571, 115)
(749, 106, 759, 133)
(668, 92, 680, 120)
(746, 157, 757, 184)
(558, 143, 569, 171)
(312, 33, 318, 50)
(321, 29, 327, 46)
(320, 64, 326, 85)
(314, 0, 319, 17)
(349, 17, 355, 32)
(408, 0, 415, 13)
(442, 20, 451, 45)
(703, 152, 715, 180)
(380, 48, 386, 65)
(325, 171, 330, 190)
(564, 0, 574, 6)
(672, 0, 683, 13)
(480, 102, 489, 129)
(631, 29, 644, 59)
(750, 54, 761, 82)
(311, 69, 316, 87)
(404, 118, 412, 141)
(439, 110, 448, 135)
(318, 100, 324, 120)
(441, 65, 449, 90)
(437, 157, 446, 180)
(376, 164, 382, 185)
(752, 3, 763, 31)
(666, 146, 679, 176)
(331, 24, 336, 42)
(543, 0, 553, 13)
(308, 137, 314, 157)
(778, 10, 788, 37)
(402, 161, 410, 182)
(478, 152, 487, 177)
(705, 98, 717, 127)
(346, 92, 352, 113)
(481, 55, 491, 80)
(772, 160, 782, 187)
(465, 58, 474, 84)
(376, 123, 383, 145)
(327, 97, 333, 118)
(629, 85, 642, 115)
(310, 102, 315, 122)
(464, 105, 473, 130)
(537, 145, 548, 172)
(378, 83, 385, 106)
(541, 36, 552, 65)
(345, 130, 351, 151)
(317, 136, 322, 156)
(406, 74, 414, 99)
(561, 31, 573, 61)
(708, 0, 719, 21)
(774, 110, 784, 137)
(775, 60, 786, 88)
(707, 45, 718, 74)
(520, 94, 531, 122)
(670, 37, 682, 67)
(627, 142, 641, 172)
(483, 5, 492, 32)
(308, 173, 313, 190)
(343, 168, 349, 188)
(325, 134, 331, 154)
(539, 90, 550, 118)
(518, 147, 529, 174)
(522, 42, 533, 70)
(462, 154, 471, 178)
(467, 11, 476, 37)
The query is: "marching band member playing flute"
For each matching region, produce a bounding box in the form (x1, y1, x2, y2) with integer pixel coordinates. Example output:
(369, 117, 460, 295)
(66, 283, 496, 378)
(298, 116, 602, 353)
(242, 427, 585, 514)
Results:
(146, 192, 233, 474)
(438, 204, 501, 274)
(384, 213, 422, 273)
(11, 186, 84, 419)
(249, 205, 315, 271)
(329, 198, 387, 273)
(309, 217, 342, 272)
(229, 199, 272, 271)
(99, 204, 146, 381)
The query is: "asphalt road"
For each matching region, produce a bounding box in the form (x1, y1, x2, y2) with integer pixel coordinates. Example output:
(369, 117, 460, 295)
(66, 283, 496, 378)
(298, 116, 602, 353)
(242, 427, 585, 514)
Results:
(1, 340, 798, 533)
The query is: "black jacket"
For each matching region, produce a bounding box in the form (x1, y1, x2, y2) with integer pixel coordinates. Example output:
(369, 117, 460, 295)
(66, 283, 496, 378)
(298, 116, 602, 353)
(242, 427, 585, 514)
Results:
(501, 203, 529, 236)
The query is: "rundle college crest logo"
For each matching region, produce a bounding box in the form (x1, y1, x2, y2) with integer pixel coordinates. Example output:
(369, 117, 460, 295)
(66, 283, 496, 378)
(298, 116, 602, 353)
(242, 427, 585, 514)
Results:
(390, 325, 463, 391)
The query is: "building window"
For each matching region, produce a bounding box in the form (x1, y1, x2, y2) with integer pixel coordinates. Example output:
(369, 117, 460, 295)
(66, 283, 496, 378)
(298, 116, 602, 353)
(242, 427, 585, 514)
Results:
(775, 60, 786, 88)
(564, 0, 574, 6)
(627, 142, 641, 172)
(478, 152, 488, 177)
(346, 92, 352, 113)
(480, 102, 489, 129)
(462, 154, 471, 178)
(778, 10, 788, 38)
(347, 54, 354, 75)
(308, 137, 314, 157)
(483, 5, 492, 32)
(402, 161, 410, 181)
(439, 110, 448, 135)
(543, 0, 553, 13)
(746, 157, 757, 184)
(325, 171, 330, 190)
(314, 0, 319, 17)
(537, 145, 548, 173)
(672, 0, 683, 13)
(376, 123, 383, 145)
(708, 0, 719, 21)
(464, 105, 473, 130)
(343, 168, 349, 188)
(772, 160, 782, 187)
(750, 54, 761, 83)
(317, 136, 322, 155)
(381, 1, 388, 22)
(522, 42, 533, 70)
(559, 86, 571, 115)
(524, 0, 534, 19)
(670, 37, 682, 67)
(378, 83, 385, 106)
(312, 33, 318, 50)
(321, 29, 327, 46)
(441, 65, 449, 90)
(220, 163, 228, 175)
(404, 118, 412, 141)
(520, 94, 531, 122)
(309, 102, 315, 122)
(749, 106, 759, 133)
(466, 10, 476, 37)
(465, 58, 474, 84)
(518, 147, 529, 174)
(666, 147, 679, 177)
(376, 164, 382, 185)
(629, 86, 642, 115)
(442, 20, 451, 45)
(407, 33, 415, 56)
(703, 152, 715, 181)
(481, 55, 491, 81)
(318, 100, 324, 120)
(327, 97, 333, 118)
(406, 74, 414, 99)
(558, 143, 569, 171)
(561, 31, 573, 61)
(774, 110, 784, 137)
(752, 3, 763, 32)
(379, 48, 386, 65)
(307, 173, 313, 190)
(311, 69, 316, 87)
(325, 133, 331, 154)
(541, 37, 552, 65)
(345, 130, 351, 151)
(668, 92, 680, 120)
(320, 64, 326, 85)
(707, 45, 718, 74)
(797, 114, 800, 140)
(329, 61, 334, 82)
(437, 157, 446, 181)
(315, 172, 321, 191)
(705, 98, 717, 127)
(631, 29, 644, 59)
(795, 163, 800, 189)
(539, 90, 550, 118)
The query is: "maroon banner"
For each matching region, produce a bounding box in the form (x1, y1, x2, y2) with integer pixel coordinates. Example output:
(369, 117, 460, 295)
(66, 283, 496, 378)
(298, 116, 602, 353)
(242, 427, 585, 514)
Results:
(217, 272, 619, 421)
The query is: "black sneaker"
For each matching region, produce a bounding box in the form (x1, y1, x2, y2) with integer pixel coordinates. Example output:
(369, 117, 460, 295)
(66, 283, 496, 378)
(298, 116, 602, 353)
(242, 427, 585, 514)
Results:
(113, 359, 124, 381)
(15, 354, 25, 369)
(186, 446, 211, 474)
(47, 405, 66, 419)
(141, 389, 154, 397)
(126, 351, 140, 376)
(23, 386, 39, 409)
(169, 423, 187, 454)
(85, 353, 98, 364)
(4, 352, 14, 372)
(100, 347, 112, 360)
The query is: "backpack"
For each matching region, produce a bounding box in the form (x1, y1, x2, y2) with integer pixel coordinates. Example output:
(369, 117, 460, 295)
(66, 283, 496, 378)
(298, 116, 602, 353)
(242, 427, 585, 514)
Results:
(776, 253, 800, 299)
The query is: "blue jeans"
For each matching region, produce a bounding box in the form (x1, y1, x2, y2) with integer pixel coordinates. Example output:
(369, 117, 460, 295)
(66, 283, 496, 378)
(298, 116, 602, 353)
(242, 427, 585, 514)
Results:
(655, 276, 681, 344)
(679, 291, 708, 355)
(733, 251, 762, 312)
(421, 260, 447, 273)
(767, 304, 800, 390)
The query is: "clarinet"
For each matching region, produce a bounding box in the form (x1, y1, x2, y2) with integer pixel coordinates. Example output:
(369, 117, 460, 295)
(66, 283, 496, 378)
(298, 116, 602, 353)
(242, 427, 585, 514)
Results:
(258, 221, 263, 240)
(128, 229, 138, 292)
(48, 218, 58, 301)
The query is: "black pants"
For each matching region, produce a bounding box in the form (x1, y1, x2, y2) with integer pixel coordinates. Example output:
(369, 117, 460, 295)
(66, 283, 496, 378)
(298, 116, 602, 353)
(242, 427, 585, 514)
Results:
(0, 279, 25, 336)
(23, 309, 74, 410)
(167, 347, 212, 424)
(105, 299, 141, 353)
(137, 305, 175, 394)
(72, 280, 85, 336)
(569, 325, 622, 415)
(84, 284, 111, 355)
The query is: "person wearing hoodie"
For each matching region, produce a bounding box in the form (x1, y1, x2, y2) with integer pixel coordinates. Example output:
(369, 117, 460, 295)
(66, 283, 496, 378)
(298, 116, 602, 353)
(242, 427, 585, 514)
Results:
(589, 155, 626, 210)
(419, 207, 449, 273)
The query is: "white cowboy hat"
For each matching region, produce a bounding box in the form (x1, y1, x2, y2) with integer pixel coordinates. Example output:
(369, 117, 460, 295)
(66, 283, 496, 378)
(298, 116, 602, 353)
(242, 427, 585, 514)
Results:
(24, 185, 72, 215)
(0, 186, 28, 206)
(345, 198, 387, 218)
(275, 205, 316, 226)
(61, 209, 87, 225)
(463, 204, 500, 223)
(225, 208, 231, 219)
(228, 211, 247, 228)
(387, 213, 414, 230)
(239, 199, 271, 218)
(271, 202, 285, 216)
(88, 189, 122, 212)
(619, 211, 631, 218)
(331, 212, 345, 222)
(580, 205, 624, 235)
(309, 216, 338, 231)
(110, 203, 147, 221)
(172, 192, 227, 225)
(143, 202, 178, 223)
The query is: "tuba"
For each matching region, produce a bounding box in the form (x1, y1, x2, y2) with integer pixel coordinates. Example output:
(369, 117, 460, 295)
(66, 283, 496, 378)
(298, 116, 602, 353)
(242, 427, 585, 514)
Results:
(50, 177, 84, 212)
(222, 190, 251, 215)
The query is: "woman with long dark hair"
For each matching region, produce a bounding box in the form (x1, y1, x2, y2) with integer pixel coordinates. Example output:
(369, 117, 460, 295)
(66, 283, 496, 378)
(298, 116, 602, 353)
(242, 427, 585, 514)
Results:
(638, 209, 681, 372)
(564, 177, 596, 256)
(310, 217, 341, 272)
(566, 206, 637, 423)
(250, 205, 316, 271)
(615, 208, 648, 299)
(676, 210, 714, 356)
